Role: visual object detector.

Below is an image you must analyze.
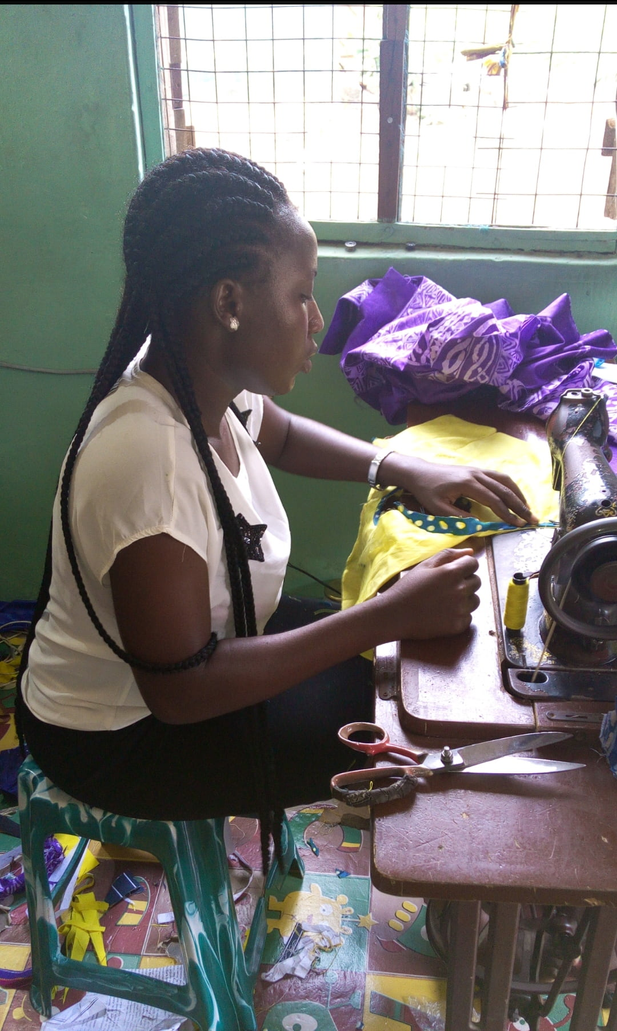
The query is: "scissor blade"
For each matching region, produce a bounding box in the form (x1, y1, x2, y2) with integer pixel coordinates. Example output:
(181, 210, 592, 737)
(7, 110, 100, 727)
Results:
(458, 756, 584, 775)
(424, 731, 572, 771)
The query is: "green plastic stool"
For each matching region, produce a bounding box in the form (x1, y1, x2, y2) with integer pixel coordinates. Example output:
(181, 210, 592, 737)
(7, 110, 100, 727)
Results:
(18, 756, 304, 1031)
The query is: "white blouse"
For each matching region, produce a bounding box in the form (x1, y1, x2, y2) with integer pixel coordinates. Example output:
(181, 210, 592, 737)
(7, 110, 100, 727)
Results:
(23, 368, 290, 731)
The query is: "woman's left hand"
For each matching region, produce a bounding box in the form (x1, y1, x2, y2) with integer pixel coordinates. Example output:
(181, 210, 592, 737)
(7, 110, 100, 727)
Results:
(379, 453, 537, 526)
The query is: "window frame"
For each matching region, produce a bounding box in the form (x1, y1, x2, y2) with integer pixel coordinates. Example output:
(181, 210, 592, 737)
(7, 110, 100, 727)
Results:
(129, 3, 617, 256)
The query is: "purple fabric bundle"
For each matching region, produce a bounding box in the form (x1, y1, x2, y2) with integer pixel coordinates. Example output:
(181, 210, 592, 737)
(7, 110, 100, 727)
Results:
(0, 835, 63, 901)
(320, 268, 617, 428)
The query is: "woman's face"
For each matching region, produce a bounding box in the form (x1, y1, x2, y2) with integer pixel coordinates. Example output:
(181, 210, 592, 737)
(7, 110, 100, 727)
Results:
(222, 216, 325, 397)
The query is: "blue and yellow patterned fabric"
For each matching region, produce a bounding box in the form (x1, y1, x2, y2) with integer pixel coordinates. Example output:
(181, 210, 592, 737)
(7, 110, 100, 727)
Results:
(373, 488, 555, 536)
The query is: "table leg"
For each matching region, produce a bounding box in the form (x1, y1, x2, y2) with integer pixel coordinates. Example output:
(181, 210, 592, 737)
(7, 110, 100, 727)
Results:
(570, 906, 617, 1031)
(446, 901, 481, 1031)
(481, 903, 520, 1031)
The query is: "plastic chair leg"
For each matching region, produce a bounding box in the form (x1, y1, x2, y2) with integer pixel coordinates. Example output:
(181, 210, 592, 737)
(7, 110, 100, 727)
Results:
(161, 819, 257, 1031)
(20, 810, 57, 1018)
(18, 757, 306, 1031)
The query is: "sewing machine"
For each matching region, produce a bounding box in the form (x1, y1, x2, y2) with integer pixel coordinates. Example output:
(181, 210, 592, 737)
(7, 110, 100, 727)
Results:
(374, 388, 617, 1027)
(396, 387, 617, 741)
(494, 388, 617, 725)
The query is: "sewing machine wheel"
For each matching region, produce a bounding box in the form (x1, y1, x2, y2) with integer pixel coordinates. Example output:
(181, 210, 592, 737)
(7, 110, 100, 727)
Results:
(538, 517, 617, 641)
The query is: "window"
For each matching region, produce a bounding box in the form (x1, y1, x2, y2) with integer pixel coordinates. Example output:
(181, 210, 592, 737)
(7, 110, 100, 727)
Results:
(156, 4, 381, 220)
(155, 4, 617, 232)
(402, 4, 617, 229)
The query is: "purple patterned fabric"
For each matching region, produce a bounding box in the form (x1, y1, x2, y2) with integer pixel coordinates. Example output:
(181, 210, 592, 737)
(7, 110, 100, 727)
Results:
(0, 836, 63, 901)
(320, 268, 617, 428)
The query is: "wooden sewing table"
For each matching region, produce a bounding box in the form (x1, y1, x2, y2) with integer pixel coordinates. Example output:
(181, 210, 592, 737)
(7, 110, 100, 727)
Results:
(371, 394, 617, 1031)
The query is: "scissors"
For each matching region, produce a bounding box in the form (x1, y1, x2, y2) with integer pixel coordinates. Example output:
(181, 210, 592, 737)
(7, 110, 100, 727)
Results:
(331, 722, 586, 807)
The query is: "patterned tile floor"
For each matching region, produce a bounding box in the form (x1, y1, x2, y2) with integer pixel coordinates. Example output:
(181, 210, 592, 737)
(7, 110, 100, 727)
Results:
(0, 802, 609, 1031)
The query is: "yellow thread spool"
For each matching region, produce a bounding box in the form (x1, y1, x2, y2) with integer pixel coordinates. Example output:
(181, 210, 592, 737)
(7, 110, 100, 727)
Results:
(504, 571, 529, 631)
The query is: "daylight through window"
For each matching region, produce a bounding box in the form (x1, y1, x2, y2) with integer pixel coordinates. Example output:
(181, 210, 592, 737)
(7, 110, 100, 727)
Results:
(155, 4, 617, 230)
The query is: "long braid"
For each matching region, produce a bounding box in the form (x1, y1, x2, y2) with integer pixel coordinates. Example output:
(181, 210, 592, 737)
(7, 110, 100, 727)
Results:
(20, 149, 291, 869)
(16, 283, 155, 736)
(155, 314, 255, 637)
(57, 286, 219, 674)
(153, 316, 280, 861)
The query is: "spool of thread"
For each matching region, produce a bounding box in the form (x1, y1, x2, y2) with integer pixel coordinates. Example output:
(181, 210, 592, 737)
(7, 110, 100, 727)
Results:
(504, 571, 529, 631)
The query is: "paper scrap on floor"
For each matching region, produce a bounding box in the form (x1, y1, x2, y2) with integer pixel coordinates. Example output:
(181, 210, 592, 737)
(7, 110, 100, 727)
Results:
(40, 963, 188, 1030)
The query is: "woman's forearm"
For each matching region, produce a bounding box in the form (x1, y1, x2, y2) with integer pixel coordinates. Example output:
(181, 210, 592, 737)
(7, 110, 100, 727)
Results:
(263, 404, 380, 483)
(265, 404, 533, 524)
(134, 546, 482, 725)
(139, 590, 392, 724)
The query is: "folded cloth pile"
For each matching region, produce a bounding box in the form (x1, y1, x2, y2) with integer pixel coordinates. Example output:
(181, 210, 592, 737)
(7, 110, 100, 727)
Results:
(320, 268, 617, 430)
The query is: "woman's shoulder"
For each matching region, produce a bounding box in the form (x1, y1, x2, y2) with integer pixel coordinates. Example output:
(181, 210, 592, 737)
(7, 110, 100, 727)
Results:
(105, 367, 182, 423)
(70, 371, 213, 571)
(76, 370, 196, 489)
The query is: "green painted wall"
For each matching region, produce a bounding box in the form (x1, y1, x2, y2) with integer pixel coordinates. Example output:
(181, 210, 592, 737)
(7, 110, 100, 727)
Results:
(1, 4, 616, 600)
(0, 5, 142, 598)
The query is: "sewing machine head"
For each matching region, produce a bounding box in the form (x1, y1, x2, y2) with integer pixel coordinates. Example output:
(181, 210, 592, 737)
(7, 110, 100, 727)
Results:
(545, 387, 617, 532)
(537, 388, 617, 663)
(492, 387, 617, 728)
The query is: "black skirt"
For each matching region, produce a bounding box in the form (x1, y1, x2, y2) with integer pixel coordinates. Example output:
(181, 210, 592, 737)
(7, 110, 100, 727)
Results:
(19, 596, 373, 819)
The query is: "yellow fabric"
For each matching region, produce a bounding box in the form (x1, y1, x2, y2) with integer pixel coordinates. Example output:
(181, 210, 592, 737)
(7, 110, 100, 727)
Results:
(0, 631, 25, 692)
(58, 890, 109, 966)
(75, 846, 99, 880)
(342, 415, 558, 609)
(57, 850, 105, 969)
(0, 716, 18, 751)
(54, 833, 81, 856)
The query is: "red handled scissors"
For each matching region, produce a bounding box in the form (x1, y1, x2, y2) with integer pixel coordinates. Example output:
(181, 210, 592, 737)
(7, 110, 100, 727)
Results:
(331, 722, 585, 807)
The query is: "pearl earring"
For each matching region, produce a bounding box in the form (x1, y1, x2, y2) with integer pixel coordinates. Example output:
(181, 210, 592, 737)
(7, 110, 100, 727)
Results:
(229, 316, 239, 332)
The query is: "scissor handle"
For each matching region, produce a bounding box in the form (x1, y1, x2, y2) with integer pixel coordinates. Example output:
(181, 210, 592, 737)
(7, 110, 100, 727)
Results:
(338, 722, 425, 763)
(330, 764, 430, 807)
(338, 721, 389, 754)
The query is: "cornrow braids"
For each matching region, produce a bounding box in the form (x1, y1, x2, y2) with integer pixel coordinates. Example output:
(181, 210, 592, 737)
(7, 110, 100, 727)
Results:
(19, 148, 294, 869)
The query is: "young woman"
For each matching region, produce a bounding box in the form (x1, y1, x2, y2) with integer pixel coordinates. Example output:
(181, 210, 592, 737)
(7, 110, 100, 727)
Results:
(17, 148, 533, 858)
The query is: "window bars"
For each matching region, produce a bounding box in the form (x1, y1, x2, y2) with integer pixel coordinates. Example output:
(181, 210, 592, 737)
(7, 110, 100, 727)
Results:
(402, 4, 617, 229)
(155, 4, 617, 230)
(156, 4, 382, 222)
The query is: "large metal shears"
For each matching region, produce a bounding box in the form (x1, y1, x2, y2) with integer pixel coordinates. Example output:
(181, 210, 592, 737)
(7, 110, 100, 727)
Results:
(331, 722, 585, 807)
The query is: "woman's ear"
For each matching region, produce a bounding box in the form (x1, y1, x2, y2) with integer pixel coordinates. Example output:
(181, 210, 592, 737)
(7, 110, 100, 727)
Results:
(211, 279, 244, 333)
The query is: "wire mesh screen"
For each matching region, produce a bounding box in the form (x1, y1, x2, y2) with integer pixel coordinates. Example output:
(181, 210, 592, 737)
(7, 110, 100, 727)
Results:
(402, 3, 617, 229)
(156, 4, 382, 220)
(156, 4, 617, 229)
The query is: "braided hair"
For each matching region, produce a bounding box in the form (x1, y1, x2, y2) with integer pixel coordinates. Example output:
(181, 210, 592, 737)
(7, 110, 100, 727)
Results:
(19, 148, 297, 868)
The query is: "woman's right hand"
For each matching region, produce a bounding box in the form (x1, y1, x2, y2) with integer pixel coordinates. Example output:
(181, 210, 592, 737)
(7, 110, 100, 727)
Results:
(109, 534, 481, 724)
(379, 548, 481, 640)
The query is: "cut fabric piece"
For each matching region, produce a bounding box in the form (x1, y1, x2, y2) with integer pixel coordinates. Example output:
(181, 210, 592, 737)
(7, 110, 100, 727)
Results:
(373, 488, 556, 535)
(58, 890, 109, 966)
(320, 268, 617, 427)
(341, 415, 558, 610)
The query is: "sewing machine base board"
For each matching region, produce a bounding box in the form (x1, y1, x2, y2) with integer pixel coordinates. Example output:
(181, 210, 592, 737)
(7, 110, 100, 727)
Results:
(397, 536, 614, 742)
(506, 666, 617, 701)
(492, 531, 617, 691)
